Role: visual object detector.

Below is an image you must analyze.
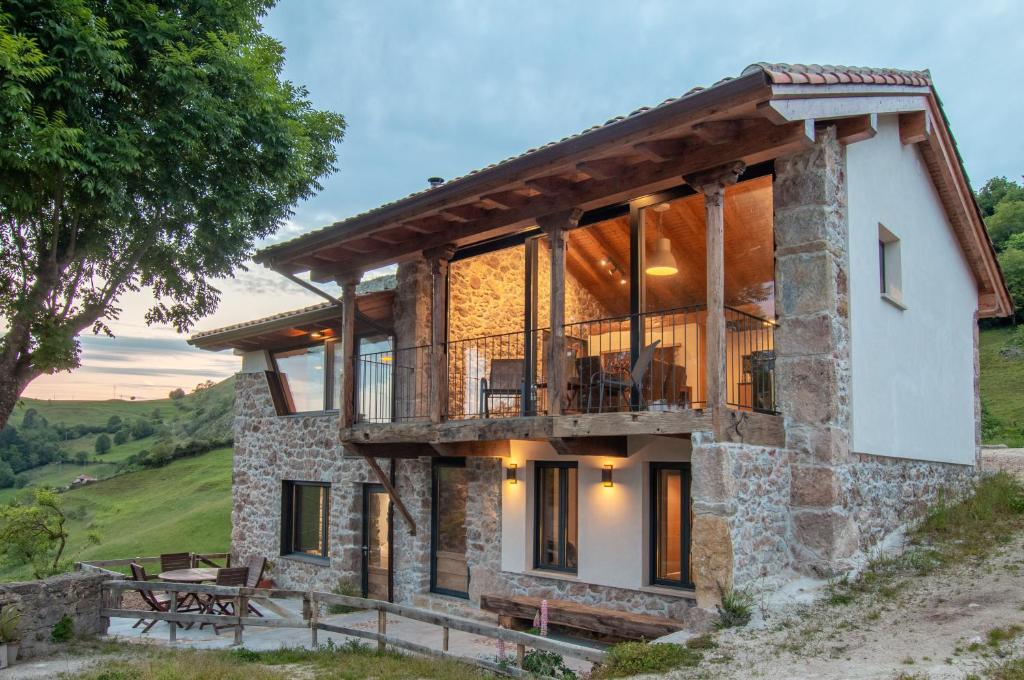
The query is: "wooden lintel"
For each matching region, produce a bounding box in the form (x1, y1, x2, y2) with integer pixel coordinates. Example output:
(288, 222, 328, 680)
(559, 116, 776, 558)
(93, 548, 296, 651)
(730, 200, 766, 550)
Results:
(430, 440, 511, 458)
(549, 436, 629, 457)
(898, 110, 932, 145)
(714, 409, 785, 448)
(822, 114, 878, 145)
(350, 447, 417, 535)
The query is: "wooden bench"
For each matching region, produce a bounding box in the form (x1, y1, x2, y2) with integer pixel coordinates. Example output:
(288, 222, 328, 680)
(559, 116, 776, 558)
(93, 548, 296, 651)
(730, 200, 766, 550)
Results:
(480, 594, 686, 642)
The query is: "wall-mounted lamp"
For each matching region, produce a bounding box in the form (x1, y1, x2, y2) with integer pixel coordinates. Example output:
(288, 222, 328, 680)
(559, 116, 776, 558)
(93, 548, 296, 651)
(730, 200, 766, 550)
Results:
(602, 464, 614, 487)
(310, 331, 323, 339)
(506, 463, 518, 484)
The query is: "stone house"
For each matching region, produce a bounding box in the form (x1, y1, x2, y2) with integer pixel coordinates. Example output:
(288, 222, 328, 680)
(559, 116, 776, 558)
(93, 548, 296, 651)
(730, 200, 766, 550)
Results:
(189, 63, 1011, 628)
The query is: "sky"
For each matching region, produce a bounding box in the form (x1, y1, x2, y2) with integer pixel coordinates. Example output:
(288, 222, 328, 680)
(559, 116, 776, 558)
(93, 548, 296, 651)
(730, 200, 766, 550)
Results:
(22, 0, 1024, 401)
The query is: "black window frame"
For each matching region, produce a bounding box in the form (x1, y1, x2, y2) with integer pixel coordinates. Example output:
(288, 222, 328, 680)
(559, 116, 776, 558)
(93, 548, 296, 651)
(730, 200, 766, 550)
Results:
(280, 480, 331, 563)
(430, 457, 470, 599)
(533, 461, 579, 574)
(649, 462, 693, 589)
(270, 340, 339, 415)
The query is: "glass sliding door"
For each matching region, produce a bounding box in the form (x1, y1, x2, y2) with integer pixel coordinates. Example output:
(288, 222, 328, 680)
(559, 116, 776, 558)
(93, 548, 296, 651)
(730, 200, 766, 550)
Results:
(650, 462, 692, 588)
(431, 459, 470, 598)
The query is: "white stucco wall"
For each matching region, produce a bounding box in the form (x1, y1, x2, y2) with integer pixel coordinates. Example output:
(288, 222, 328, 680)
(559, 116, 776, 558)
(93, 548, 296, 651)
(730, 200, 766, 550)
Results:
(500, 435, 691, 590)
(846, 115, 978, 464)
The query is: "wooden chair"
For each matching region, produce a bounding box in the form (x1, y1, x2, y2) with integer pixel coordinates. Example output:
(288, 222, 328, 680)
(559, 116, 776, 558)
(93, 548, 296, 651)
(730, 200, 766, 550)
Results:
(160, 552, 192, 572)
(130, 563, 181, 634)
(480, 358, 524, 417)
(200, 567, 250, 634)
(244, 555, 266, 617)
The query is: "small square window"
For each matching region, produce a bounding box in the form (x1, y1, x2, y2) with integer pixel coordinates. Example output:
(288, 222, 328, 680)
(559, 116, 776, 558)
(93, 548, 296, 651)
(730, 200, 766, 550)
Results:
(878, 224, 904, 308)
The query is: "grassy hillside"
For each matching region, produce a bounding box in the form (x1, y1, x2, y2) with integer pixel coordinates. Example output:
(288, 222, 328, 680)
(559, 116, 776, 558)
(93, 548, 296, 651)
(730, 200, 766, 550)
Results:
(980, 326, 1024, 448)
(0, 446, 233, 582)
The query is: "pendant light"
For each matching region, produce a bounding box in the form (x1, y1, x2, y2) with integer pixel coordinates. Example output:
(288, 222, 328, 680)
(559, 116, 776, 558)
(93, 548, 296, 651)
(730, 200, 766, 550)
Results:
(645, 203, 678, 276)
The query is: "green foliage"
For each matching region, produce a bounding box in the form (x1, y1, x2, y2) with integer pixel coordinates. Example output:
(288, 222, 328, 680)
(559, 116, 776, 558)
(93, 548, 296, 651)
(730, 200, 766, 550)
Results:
(593, 642, 701, 678)
(0, 605, 20, 642)
(980, 327, 1024, 446)
(977, 176, 1024, 218)
(988, 196, 1024, 252)
(104, 416, 121, 433)
(998, 247, 1024, 321)
(914, 472, 1024, 557)
(0, 0, 346, 426)
(715, 587, 754, 629)
(520, 649, 577, 679)
(112, 429, 127, 445)
(50, 614, 73, 642)
(129, 419, 155, 440)
(169, 388, 186, 401)
(0, 488, 77, 578)
(94, 433, 111, 455)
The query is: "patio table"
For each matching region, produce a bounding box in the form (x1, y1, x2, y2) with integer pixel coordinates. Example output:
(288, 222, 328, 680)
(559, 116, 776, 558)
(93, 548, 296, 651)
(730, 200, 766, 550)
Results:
(158, 567, 219, 583)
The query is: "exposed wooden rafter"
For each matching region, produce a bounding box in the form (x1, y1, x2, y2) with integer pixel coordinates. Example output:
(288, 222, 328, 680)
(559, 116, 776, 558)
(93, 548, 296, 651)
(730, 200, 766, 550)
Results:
(350, 447, 417, 535)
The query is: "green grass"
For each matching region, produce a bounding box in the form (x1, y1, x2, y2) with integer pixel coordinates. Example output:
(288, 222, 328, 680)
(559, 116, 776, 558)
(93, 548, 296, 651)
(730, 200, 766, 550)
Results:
(63, 642, 494, 679)
(0, 447, 233, 582)
(980, 326, 1024, 447)
(12, 377, 235, 430)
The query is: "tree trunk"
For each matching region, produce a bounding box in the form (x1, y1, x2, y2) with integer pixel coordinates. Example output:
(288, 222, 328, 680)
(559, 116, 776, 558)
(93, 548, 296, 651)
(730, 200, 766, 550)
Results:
(0, 363, 39, 431)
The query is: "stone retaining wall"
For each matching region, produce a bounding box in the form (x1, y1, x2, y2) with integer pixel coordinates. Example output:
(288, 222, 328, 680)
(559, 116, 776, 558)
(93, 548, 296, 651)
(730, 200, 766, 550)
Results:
(0, 571, 107, 658)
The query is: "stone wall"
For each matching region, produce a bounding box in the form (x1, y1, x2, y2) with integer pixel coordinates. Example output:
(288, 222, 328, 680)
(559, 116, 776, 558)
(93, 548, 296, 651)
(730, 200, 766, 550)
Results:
(448, 243, 608, 340)
(0, 571, 107, 658)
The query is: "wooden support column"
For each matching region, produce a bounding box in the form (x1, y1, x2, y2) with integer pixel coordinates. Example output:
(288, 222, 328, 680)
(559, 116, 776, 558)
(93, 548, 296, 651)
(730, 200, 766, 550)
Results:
(338, 273, 361, 429)
(684, 162, 745, 426)
(537, 209, 583, 416)
(425, 245, 456, 424)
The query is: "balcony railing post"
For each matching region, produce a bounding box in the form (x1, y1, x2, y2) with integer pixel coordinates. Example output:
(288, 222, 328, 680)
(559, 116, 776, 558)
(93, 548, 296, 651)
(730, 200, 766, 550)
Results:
(338, 273, 361, 429)
(685, 162, 745, 423)
(538, 208, 582, 416)
(426, 245, 457, 424)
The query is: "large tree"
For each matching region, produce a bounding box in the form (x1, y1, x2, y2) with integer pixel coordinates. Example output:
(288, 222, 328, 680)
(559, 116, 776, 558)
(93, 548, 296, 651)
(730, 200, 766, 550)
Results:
(0, 1, 345, 428)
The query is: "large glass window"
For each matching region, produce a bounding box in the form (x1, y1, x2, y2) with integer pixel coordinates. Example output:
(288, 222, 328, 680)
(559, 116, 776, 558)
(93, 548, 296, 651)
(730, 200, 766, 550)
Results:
(273, 343, 333, 413)
(281, 481, 330, 561)
(431, 459, 470, 597)
(534, 462, 578, 572)
(650, 463, 691, 588)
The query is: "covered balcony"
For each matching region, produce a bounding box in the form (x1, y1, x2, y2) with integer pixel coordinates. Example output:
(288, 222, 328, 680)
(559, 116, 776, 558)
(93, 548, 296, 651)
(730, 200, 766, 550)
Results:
(345, 172, 779, 447)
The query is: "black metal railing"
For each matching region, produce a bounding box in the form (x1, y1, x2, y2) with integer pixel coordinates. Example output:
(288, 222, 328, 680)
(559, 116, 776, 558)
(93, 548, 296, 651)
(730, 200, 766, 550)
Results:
(352, 307, 776, 424)
(355, 344, 431, 423)
(725, 306, 776, 414)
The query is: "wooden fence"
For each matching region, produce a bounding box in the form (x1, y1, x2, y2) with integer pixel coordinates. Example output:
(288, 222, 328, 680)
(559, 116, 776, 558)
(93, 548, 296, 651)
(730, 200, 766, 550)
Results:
(93, 576, 605, 678)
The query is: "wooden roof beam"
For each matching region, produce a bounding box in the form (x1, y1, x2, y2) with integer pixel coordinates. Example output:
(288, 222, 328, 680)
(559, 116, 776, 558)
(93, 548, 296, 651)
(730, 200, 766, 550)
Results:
(575, 157, 630, 181)
(632, 137, 691, 162)
(820, 114, 878, 145)
(525, 174, 577, 194)
(330, 119, 813, 277)
(480, 190, 531, 210)
(898, 110, 933, 145)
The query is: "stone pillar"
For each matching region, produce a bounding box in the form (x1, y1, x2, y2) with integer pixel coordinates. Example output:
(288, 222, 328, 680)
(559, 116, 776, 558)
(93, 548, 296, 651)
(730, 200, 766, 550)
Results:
(774, 125, 858, 575)
(689, 433, 736, 609)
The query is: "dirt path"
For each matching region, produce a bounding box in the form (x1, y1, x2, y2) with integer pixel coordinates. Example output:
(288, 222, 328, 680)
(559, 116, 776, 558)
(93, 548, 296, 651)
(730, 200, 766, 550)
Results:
(669, 534, 1024, 679)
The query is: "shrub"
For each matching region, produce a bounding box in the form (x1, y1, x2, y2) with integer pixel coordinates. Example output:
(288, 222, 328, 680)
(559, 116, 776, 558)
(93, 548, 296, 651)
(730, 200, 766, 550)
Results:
(105, 415, 122, 433)
(94, 433, 111, 454)
(592, 642, 700, 679)
(130, 419, 155, 440)
(521, 649, 576, 679)
(113, 429, 128, 445)
(715, 587, 754, 629)
(51, 614, 73, 642)
(169, 388, 186, 400)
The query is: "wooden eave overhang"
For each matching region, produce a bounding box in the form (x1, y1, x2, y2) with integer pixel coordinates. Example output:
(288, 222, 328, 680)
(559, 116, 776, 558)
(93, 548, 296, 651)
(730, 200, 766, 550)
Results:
(187, 289, 394, 352)
(256, 64, 1011, 319)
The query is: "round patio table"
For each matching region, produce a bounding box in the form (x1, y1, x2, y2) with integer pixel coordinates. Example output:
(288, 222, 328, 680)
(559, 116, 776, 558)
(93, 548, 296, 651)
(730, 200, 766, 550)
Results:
(158, 567, 219, 583)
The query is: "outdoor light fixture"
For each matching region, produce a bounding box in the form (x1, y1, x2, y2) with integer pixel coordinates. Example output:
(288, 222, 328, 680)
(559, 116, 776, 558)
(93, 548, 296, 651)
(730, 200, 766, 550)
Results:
(506, 463, 518, 484)
(602, 464, 614, 487)
(645, 203, 679, 277)
(310, 331, 323, 339)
